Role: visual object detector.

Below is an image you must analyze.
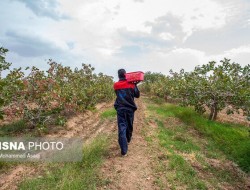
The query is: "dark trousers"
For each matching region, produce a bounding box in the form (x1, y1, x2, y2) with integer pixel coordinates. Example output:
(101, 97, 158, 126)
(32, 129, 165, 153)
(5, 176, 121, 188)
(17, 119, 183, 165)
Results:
(117, 109, 134, 155)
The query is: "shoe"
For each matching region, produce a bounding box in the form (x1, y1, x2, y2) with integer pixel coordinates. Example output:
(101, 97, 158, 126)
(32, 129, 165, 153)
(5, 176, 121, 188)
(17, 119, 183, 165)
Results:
(121, 153, 128, 157)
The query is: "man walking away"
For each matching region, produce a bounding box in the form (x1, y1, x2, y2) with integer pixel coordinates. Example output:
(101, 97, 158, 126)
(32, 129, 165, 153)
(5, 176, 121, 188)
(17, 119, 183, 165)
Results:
(113, 69, 140, 156)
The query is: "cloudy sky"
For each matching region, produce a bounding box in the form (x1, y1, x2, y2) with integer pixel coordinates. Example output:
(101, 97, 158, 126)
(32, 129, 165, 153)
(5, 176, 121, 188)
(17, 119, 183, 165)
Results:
(0, 0, 250, 79)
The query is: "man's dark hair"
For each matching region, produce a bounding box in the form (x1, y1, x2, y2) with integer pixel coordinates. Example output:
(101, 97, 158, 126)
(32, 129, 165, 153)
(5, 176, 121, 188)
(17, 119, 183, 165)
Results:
(118, 69, 126, 79)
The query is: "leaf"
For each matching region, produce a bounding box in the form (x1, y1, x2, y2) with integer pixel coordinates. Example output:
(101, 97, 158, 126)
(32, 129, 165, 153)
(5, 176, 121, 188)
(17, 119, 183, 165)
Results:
(0, 98, 4, 106)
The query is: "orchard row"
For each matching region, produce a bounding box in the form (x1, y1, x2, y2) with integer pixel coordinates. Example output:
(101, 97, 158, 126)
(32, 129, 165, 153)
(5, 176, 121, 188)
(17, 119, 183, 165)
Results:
(141, 58, 250, 121)
(0, 47, 115, 128)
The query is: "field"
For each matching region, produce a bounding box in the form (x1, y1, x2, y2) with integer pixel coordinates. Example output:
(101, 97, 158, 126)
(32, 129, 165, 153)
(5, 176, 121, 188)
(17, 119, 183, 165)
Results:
(0, 96, 249, 190)
(0, 49, 250, 189)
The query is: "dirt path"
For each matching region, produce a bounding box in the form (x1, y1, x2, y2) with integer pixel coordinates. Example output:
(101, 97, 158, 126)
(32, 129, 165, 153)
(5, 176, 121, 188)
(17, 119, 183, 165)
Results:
(0, 102, 116, 190)
(2, 98, 248, 190)
(1, 99, 159, 190)
(99, 99, 158, 190)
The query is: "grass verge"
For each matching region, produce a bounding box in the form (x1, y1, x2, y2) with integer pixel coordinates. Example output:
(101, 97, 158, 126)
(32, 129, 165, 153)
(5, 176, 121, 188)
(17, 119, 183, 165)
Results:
(0, 120, 26, 137)
(18, 135, 109, 190)
(101, 108, 116, 119)
(144, 98, 248, 189)
(156, 120, 207, 189)
(148, 103, 250, 173)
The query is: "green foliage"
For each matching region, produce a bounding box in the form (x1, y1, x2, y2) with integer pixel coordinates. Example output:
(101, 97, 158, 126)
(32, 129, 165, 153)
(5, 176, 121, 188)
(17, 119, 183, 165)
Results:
(170, 58, 250, 120)
(0, 47, 11, 78)
(141, 58, 250, 121)
(55, 116, 67, 126)
(140, 72, 171, 99)
(0, 48, 115, 129)
(0, 47, 12, 120)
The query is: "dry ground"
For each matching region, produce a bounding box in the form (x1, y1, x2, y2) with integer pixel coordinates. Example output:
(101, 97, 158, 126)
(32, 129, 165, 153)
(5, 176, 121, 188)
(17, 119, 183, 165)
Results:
(0, 98, 249, 190)
(98, 99, 160, 190)
(0, 102, 116, 190)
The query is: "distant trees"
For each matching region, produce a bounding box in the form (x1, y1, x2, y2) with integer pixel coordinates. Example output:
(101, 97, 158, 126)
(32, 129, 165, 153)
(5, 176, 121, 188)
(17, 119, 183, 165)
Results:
(0, 47, 11, 119)
(0, 48, 115, 128)
(141, 72, 170, 99)
(141, 58, 250, 121)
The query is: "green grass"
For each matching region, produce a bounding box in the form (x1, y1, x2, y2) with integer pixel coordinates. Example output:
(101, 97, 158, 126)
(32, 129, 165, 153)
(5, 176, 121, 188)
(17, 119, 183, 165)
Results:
(19, 136, 109, 190)
(156, 120, 207, 189)
(0, 161, 12, 171)
(100, 108, 116, 119)
(157, 121, 200, 154)
(0, 120, 26, 169)
(168, 154, 207, 190)
(150, 96, 166, 105)
(0, 120, 27, 136)
(145, 100, 248, 189)
(149, 103, 250, 173)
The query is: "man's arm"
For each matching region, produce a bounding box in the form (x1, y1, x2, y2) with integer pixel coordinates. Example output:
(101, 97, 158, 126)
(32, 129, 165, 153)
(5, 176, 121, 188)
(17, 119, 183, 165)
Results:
(134, 84, 140, 98)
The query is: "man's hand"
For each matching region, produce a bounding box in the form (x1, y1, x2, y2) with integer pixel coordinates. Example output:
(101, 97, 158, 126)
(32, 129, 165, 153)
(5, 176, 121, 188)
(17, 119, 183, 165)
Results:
(133, 80, 140, 84)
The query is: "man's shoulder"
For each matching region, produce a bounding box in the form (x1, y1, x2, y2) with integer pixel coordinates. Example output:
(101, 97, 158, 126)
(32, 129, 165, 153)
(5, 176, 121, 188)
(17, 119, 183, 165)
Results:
(114, 80, 135, 90)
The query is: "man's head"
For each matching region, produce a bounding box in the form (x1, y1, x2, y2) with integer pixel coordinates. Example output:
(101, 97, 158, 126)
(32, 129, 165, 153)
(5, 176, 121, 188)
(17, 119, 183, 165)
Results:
(118, 69, 126, 79)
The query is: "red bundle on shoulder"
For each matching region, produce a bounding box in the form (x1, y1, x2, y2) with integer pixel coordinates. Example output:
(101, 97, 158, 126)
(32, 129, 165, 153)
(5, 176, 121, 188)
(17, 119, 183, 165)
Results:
(125, 71, 144, 83)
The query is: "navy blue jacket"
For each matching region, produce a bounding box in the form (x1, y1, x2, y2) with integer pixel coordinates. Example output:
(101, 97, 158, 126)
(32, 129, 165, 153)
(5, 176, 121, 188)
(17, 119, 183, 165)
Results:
(114, 78, 140, 111)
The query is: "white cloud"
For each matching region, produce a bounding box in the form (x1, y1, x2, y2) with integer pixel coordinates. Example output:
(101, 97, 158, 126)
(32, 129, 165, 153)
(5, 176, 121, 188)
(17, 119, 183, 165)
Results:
(225, 45, 250, 54)
(159, 32, 175, 41)
(222, 45, 250, 66)
(14, 0, 69, 20)
(58, 0, 230, 44)
(0, 0, 250, 79)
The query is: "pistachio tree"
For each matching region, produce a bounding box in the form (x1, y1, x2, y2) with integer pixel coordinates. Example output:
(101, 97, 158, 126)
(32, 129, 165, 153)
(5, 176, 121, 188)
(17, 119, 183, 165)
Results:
(0, 48, 115, 128)
(170, 58, 250, 120)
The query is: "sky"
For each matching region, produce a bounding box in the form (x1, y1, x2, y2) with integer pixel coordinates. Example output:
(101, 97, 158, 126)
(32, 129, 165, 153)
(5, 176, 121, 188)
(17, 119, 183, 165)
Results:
(0, 0, 250, 79)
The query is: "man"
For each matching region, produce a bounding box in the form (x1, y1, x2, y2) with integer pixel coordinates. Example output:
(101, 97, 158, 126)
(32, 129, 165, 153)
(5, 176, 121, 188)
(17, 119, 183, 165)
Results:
(113, 69, 140, 156)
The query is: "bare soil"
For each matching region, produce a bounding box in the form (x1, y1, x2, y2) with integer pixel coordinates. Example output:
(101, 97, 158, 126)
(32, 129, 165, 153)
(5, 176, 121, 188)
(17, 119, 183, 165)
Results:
(98, 99, 159, 190)
(0, 102, 115, 190)
(0, 165, 38, 190)
(217, 109, 250, 126)
(0, 98, 249, 190)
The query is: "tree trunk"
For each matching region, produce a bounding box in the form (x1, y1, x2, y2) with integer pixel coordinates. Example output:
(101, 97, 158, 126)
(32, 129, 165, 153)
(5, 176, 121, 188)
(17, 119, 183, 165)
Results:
(209, 106, 214, 120)
(209, 103, 218, 121)
(213, 107, 218, 120)
(164, 95, 168, 102)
